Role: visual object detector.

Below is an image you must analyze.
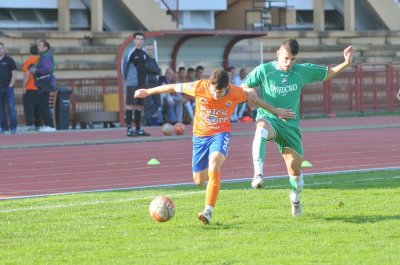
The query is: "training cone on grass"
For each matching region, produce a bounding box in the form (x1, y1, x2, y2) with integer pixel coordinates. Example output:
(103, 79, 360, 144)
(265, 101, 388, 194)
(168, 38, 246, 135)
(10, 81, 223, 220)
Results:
(147, 158, 160, 165)
(301, 160, 313, 168)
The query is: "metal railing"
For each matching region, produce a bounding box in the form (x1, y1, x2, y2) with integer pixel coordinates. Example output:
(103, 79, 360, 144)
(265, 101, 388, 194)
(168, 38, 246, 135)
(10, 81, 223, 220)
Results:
(11, 62, 400, 127)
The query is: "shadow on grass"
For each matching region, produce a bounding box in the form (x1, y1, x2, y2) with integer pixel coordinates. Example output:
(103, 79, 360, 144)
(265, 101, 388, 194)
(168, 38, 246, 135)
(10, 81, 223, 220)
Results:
(323, 214, 400, 224)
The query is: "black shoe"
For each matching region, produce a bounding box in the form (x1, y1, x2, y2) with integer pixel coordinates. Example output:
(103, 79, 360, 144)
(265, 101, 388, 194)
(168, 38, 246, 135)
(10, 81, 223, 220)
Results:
(127, 129, 136, 137)
(136, 129, 150, 136)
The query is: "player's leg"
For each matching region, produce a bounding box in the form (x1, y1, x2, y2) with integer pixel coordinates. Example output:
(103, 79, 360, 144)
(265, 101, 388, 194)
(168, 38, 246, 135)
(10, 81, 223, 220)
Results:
(193, 169, 208, 185)
(132, 88, 150, 136)
(198, 133, 230, 224)
(251, 119, 275, 189)
(125, 86, 135, 136)
(282, 148, 303, 217)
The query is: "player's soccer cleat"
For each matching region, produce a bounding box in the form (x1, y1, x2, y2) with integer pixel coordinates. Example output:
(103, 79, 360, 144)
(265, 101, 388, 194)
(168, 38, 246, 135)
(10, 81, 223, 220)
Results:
(291, 200, 302, 217)
(197, 210, 212, 225)
(136, 129, 151, 136)
(251, 174, 264, 189)
(127, 129, 136, 137)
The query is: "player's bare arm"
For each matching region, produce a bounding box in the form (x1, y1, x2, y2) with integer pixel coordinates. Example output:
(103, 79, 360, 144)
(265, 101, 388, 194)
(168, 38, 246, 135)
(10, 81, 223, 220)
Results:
(134, 84, 180, 98)
(325, 46, 354, 81)
(241, 85, 295, 120)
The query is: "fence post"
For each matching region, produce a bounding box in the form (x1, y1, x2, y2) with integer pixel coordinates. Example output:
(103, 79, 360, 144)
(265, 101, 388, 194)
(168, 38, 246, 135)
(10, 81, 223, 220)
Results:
(356, 64, 363, 113)
(386, 63, 394, 111)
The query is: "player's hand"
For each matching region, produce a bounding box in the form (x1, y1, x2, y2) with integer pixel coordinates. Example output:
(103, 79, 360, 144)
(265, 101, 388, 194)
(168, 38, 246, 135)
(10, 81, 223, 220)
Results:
(243, 87, 258, 102)
(343, 46, 354, 65)
(274, 108, 295, 122)
(134, 89, 148, 98)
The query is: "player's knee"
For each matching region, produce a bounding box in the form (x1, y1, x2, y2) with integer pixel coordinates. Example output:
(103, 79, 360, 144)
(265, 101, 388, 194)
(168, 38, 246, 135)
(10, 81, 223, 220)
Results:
(193, 175, 206, 185)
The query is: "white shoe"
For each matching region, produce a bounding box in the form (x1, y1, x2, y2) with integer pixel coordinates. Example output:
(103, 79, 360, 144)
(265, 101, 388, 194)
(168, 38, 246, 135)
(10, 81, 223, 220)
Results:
(251, 174, 264, 189)
(197, 210, 212, 225)
(291, 200, 302, 217)
(39, 126, 56, 132)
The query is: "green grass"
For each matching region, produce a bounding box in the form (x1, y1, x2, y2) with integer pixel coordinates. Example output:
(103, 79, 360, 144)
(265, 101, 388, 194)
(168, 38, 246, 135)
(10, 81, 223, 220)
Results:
(1, 170, 399, 265)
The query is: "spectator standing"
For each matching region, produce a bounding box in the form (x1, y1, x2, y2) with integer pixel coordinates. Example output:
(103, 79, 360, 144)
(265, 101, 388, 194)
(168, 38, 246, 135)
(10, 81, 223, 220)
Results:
(30, 39, 56, 132)
(121, 32, 150, 136)
(22, 45, 42, 131)
(143, 43, 161, 126)
(0, 42, 18, 134)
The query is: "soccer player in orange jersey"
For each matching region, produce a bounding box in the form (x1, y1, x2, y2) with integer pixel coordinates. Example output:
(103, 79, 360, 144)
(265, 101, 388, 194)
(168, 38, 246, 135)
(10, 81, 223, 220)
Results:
(135, 69, 295, 224)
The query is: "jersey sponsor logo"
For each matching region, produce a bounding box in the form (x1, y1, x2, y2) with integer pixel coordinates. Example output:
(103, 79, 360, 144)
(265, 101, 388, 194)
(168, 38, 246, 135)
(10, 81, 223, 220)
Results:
(225, 101, 232, 107)
(199, 105, 229, 125)
(200, 97, 209, 104)
(270, 84, 298, 95)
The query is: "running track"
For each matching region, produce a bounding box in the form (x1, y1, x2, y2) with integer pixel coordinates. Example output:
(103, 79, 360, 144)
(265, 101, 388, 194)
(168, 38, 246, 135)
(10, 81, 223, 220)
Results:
(0, 116, 399, 199)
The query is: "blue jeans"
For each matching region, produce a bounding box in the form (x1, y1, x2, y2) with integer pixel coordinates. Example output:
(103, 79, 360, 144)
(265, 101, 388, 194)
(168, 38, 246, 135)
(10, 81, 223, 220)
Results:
(0, 86, 17, 131)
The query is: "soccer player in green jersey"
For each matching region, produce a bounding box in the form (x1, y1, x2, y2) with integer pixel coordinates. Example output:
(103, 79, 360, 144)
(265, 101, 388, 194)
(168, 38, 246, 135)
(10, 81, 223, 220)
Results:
(242, 39, 354, 217)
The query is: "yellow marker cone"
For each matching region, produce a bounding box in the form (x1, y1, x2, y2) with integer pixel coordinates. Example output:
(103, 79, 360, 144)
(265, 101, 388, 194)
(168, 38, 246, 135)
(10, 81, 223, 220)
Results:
(147, 158, 160, 165)
(301, 160, 313, 167)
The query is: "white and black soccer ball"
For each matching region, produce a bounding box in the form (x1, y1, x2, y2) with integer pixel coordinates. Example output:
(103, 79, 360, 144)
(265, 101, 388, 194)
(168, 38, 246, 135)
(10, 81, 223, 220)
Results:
(149, 195, 176, 222)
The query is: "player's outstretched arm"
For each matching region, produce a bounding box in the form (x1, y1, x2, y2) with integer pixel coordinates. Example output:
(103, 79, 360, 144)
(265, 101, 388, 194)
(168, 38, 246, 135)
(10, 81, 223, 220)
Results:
(325, 46, 354, 81)
(134, 84, 180, 98)
(241, 85, 295, 121)
(252, 97, 296, 121)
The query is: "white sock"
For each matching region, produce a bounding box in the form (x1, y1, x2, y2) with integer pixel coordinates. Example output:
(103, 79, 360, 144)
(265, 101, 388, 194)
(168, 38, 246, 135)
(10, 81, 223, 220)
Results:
(252, 127, 268, 177)
(205, 205, 214, 213)
(289, 174, 304, 203)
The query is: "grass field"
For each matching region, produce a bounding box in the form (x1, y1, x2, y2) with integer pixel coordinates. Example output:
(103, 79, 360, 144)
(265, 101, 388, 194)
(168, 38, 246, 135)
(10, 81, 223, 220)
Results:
(1, 170, 399, 265)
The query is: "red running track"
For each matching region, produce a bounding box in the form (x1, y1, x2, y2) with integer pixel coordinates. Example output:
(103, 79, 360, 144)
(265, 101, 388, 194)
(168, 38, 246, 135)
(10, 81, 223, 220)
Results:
(0, 116, 399, 199)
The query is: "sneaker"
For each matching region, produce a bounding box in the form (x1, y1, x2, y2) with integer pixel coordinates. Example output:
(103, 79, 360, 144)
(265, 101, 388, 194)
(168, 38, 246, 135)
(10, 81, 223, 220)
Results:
(39, 126, 56, 132)
(11, 129, 16, 134)
(26, 126, 36, 131)
(291, 200, 302, 217)
(127, 129, 136, 137)
(136, 129, 150, 136)
(251, 174, 264, 189)
(197, 210, 212, 225)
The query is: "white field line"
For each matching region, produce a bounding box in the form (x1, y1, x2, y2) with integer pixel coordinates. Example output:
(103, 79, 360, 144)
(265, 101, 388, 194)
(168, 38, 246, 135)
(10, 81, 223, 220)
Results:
(1, 173, 399, 214)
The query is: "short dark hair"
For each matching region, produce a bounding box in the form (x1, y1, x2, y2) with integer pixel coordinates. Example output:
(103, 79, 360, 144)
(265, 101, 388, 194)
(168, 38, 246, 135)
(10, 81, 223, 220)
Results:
(134, 32, 144, 39)
(30, 45, 38, 55)
(281, 39, 299, 55)
(39, 39, 50, 50)
(178, 66, 185, 72)
(209, 69, 229, 90)
(196, 65, 204, 71)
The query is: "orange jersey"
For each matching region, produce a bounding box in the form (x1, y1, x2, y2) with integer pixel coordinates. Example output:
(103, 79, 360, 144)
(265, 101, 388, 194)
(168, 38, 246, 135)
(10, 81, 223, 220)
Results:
(22, 55, 39, 91)
(179, 80, 248, 137)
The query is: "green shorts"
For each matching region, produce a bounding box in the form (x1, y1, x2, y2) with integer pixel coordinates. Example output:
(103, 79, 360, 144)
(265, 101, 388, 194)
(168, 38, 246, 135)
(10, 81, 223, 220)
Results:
(258, 115, 303, 157)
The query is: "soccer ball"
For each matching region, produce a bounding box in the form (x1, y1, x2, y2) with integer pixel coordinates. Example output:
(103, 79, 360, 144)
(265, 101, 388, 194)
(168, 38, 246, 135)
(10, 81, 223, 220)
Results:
(173, 122, 185, 135)
(149, 195, 176, 222)
(161, 123, 174, 136)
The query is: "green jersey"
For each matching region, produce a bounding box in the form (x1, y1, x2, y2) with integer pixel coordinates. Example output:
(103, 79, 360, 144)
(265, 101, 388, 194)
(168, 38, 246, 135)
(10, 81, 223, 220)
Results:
(244, 61, 328, 127)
